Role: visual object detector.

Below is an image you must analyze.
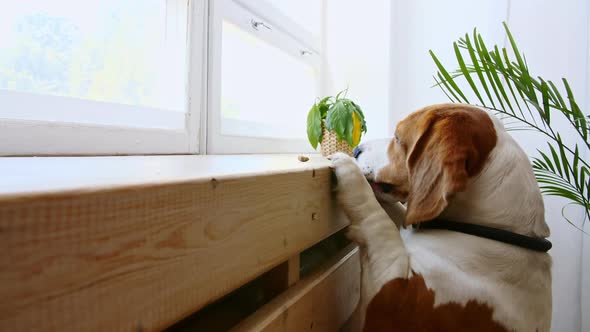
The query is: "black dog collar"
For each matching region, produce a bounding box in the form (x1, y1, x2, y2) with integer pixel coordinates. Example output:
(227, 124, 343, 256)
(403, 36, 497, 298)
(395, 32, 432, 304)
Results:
(412, 219, 552, 252)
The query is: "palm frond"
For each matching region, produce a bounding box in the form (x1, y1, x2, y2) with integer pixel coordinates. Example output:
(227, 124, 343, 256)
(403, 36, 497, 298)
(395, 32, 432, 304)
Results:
(429, 22, 590, 227)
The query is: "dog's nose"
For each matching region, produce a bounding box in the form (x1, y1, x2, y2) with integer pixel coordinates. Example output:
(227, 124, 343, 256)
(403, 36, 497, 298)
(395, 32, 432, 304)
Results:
(353, 145, 363, 159)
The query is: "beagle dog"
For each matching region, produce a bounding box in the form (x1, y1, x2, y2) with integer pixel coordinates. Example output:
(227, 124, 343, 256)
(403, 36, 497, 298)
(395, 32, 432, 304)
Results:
(332, 104, 552, 332)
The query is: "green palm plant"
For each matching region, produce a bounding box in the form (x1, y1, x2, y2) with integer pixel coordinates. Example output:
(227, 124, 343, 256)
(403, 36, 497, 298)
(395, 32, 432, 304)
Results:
(430, 22, 590, 227)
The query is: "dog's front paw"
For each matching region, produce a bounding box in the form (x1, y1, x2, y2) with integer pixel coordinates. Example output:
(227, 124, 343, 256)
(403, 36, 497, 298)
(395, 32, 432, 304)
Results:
(331, 152, 364, 187)
(331, 153, 375, 222)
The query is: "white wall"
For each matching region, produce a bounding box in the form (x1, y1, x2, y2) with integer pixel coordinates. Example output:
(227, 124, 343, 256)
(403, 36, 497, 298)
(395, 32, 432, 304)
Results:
(584, 222, 589, 331)
(582, 9, 590, 331)
(388, 0, 589, 330)
(508, 2, 589, 331)
(389, 0, 508, 126)
(323, 0, 390, 141)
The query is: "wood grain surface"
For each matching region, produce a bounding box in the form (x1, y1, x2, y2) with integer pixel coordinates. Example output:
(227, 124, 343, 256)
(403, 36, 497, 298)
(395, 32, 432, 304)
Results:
(232, 245, 360, 332)
(0, 156, 345, 331)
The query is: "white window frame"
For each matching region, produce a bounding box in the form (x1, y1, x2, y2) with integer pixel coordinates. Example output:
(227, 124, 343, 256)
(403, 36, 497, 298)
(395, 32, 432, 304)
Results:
(0, 0, 327, 156)
(0, 0, 207, 156)
(205, 0, 322, 154)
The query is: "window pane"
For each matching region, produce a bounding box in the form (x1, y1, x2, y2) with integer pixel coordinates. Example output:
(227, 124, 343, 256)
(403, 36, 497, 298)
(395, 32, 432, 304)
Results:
(270, 0, 321, 36)
(0, 0, 188, 113)
(220, 21, 317, 139)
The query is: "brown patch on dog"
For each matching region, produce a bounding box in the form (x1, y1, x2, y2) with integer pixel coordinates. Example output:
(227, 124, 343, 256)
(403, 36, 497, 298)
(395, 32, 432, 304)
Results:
(376, 104, 497, 225)
(363, 274, 508, 332)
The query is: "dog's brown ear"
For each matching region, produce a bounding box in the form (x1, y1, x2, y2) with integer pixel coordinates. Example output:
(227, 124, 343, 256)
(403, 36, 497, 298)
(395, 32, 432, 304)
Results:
(404, 107, 497, 226)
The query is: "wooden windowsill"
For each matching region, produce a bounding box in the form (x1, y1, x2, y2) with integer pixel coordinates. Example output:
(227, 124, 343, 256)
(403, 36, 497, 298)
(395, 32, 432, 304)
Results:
(0, 154, 348, 332)
(0, 154, 330, 200)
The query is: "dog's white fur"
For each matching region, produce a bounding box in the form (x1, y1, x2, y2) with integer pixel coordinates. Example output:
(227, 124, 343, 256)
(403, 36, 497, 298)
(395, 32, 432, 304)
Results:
(333, 108, 552, 331)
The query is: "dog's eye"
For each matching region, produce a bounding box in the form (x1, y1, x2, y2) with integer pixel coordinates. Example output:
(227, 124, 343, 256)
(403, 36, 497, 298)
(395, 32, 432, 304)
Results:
(394, 135, 400, 144)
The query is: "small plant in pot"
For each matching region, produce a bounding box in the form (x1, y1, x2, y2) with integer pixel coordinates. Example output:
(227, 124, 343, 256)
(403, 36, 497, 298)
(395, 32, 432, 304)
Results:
(306, 89, 367, 157)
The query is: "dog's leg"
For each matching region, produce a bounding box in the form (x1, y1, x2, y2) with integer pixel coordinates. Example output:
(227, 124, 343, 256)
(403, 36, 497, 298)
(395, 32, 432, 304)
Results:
(331, 153, 410, 329)
(378, 199, 407, 229)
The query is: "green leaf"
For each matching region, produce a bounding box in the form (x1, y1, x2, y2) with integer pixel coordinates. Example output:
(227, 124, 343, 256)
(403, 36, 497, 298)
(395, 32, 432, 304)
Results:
(556, 135, 571, 182)
(584, 168, 590, 199)
(318, 96, 332, 105)
(475, 33, 506, 111)
(532, 158, 548, 171)
(502, 48, 530, 118)
(350, 101, 367, 133)
(548, 80, 567, 110)
(489, 49, 514, 113)
(504, 22, 534, 101)
(540, 186, 584, 205)
(579, 165, 587, 195)
(465, 32, 494, 107)
(542, 80, 561, 111)
(521, 60, 540, 107)
(434, 75, 459, 103)
(503, 48, 535, 122)
(325, 99, 353, 145)
(563, 78, 588, 141)
(430, 50, 469, 103)
(491, 46, 519, 115)
(498, 47, 523, 114)
(562, 78, 577, 110)
(548, 143, 563, 177)
(538, 150, 556, 173)
(540, 80, 550, 124)
(454, 41, 484, 105)
(436, 72, 462, 103)
(504, 23, 539, 107)
(317, 96, 332, 118)
(306, 103, 322, 149)
(342, 100, 355, 145)
(572, 144, 580, 183)
(483, 44, 513, 113)
(335, 88, 348, 100)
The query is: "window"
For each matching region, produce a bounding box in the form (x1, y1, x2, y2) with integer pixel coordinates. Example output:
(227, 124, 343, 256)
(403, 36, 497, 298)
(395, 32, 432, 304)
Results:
(207, 0, 322, 153)
(1, 0, 391, 156)
(0, 0, 204, 155)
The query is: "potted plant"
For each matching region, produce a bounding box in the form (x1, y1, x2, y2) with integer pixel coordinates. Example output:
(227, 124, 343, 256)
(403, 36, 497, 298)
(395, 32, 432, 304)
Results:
(430, 22, 590, 226)
(306, 89, 367, 156)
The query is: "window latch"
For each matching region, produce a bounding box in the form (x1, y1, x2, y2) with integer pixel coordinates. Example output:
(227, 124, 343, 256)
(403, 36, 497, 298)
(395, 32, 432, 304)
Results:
(300, 50, 313, 56)
(251, 19, 271, 31)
